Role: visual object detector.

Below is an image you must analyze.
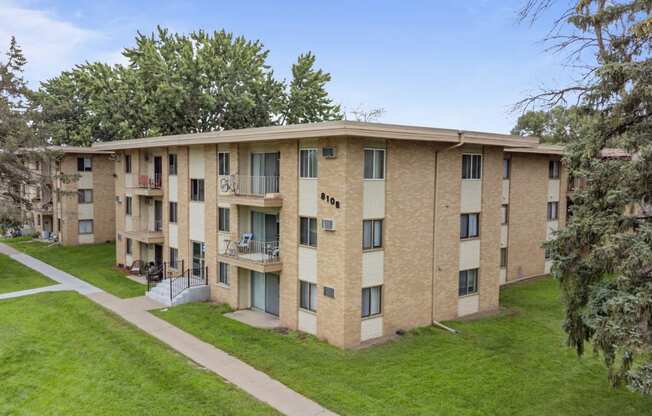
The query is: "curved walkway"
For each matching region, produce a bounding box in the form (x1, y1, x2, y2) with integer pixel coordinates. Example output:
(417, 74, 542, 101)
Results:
(0, 243, 336, 416)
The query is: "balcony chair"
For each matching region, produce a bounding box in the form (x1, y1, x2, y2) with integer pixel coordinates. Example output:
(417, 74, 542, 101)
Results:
(238, 232, 253, 250)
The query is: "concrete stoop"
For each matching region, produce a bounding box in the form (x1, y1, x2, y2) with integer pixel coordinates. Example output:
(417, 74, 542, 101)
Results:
(146, 279, 210, 307)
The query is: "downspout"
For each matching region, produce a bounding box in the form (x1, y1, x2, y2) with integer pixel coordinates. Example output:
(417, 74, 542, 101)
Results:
(431, 131, 465, 335)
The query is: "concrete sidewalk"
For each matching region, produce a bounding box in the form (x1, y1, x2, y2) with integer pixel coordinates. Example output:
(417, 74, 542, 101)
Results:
(0, 243, 336, 416)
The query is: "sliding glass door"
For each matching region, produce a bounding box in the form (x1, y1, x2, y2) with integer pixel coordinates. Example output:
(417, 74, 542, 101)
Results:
(250, 272, 280, 316)
(251, 152, 280, 194)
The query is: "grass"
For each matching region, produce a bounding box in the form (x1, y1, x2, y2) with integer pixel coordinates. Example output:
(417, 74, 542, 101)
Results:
(0, 291, 278, 415)
(3, 238, 144, 298)
(0, 253, 56, 294)
(154, 277, 652, 416)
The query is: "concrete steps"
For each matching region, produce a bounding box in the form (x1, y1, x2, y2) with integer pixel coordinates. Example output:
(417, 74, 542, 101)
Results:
(146, 278, 210, 307)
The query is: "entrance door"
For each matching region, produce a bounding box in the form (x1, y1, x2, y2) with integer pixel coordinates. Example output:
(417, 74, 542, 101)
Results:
(250, 272, 280, 316)
(153, 156, 162, 187)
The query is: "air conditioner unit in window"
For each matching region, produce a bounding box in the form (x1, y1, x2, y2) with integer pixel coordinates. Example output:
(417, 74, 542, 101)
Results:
(321, 218, 335, 231)
(322, 147, 337, 159)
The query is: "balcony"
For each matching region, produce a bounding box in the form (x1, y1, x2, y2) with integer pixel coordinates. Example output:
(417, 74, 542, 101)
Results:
(218, 175, 282, 207)
(217, 234, 282, 273)
(124, 219, 164, 244)
(129, 174, 163, 196)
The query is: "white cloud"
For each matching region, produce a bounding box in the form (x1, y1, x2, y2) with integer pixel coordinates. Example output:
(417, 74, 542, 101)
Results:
(0, 1, 102, 85)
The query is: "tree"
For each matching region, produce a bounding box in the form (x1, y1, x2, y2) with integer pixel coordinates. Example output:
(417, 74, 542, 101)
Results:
(36, 27, 341, 144)
(283, 52, 342, 124)
(511, 105, 592, 143)
(520, 0, 652, 393)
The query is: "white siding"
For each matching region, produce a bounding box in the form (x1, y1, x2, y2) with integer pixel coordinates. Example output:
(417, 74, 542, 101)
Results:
(360, 316, 383, 342)
(458, 294, 480, 316)
(189, 202, 205, 242)
(78, 233, 94, 244)
(362, 250, 384, 287)
(459, 239, 481, 270)
(298, 246, 317, 284)
(169, 224, 178, 248)
(189, 146, 205, 179)
(460, 180, 482, 213)
(546, 221, 559, 241)
(501, 179, 510, 204)
(78, 172, 93, 189)
(299, 179, 318, 217)
(544, 260, 553, 274)
(363, 180, 385, 219)
(78, 203, 93, 220)
(298, 310, 317, 335)
(499, 268, 507, 285)
(500, 225, 509, 248)
(168, 175, 178, 202)
(548, 179, 560, 202)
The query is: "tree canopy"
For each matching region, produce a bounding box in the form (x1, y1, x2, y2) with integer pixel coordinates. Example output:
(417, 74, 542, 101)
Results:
(520, 0, 652, 394)
(35, 27, 342, 145)
(511, 105, 594, 143)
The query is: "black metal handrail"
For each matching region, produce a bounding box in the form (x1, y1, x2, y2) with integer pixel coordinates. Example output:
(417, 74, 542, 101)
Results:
(169, 266, 208, 302)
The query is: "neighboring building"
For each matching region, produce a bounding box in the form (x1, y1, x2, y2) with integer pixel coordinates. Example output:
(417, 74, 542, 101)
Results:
(93, 121, 567, 348)
(23, 147, 116, 245)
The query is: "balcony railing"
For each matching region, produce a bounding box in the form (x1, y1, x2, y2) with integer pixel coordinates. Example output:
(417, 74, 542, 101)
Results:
(221, 234, 280, 264)
(219, 175, 279, 197)
(137, 173, 162, 189)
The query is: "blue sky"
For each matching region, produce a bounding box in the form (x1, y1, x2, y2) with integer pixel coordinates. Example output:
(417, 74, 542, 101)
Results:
(1, 0, 578, 133)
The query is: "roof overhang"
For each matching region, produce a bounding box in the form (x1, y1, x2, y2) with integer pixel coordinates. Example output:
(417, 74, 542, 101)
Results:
(506, 144, 564, 155)
(91, 121, 539, 151)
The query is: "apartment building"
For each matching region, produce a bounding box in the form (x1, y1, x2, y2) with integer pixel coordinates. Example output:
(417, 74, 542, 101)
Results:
(23, 147, 116, 245)
(94, 121, 567, 348)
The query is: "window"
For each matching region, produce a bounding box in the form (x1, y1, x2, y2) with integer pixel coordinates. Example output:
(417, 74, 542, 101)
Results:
(362, 219, 383, 250)
(218, 152, 230, 176)
(300, 217, 317, 247)
(547, 202, 559, 221)
(500, 205, 509, 225)
(169, 248, 179, 268)
(544, 246, 552, 260)
(300, 149, 318, 178)
(125, 155, 132, 173)
(192, 241, 205, 277)
(191, 179, 205, 201)
(218, 207, 230, 232)
(503, 159, 510, 179)
(549, 160, 560, 179)
(37, 215, 41, 226)
(77, 157, 92, 172)
(35, 161, 40, 171)
(462, 154, 482, 179)
(500, 248, 508, 268)
(218, 262, 229, 285)
(299, 281, 317, 312)
(126, 238, 132, 255)
(459, 269, 479, 296)
(168, 154, 177, 175)
(361, 286, 382, 318)
(169, 202, 177, 223)
(78, 220, 93, 234)
(364, 149, 385, 179)
(460, 213, 480, 239)
(125, 196, 133, 215)
(78, 189, 93, 204)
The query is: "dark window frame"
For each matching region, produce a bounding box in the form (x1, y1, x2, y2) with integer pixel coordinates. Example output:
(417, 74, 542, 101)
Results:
(547, 201, 559, 221)
(299, 280, 317, 312)
(500, 247, 508, 268)
(78, 189, 93, 204)
(125, 155, 132, 174)
(503, 158, 510, 179)
(218, 207, 230, 232)
(549, 160, 560, 179)
(458, 268, 479, 296)
(299, 217, 317, 247)
(300, 149, 318, 178)
(362, 219, 383, 250)
(125, 196, 133, 216)
(169, 202, 178, 223)
(78, 219, 93, 235)
(190, 179, 205, 202)
(460, 213, 480, 239)
(462, 154, 482, 180)
(363, 148, 385, 179)
(77, 157, 92, 172)
(168, 154, 177, 176)
(218, 262, 229, 285)
(361, 285, 382, 318)
(218, 152, 230, 176)
(169, 247, 179, 269)
(126, 238, 132, 255)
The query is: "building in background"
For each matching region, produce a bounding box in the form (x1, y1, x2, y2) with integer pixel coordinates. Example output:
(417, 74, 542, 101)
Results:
(94, 121, 567, 348)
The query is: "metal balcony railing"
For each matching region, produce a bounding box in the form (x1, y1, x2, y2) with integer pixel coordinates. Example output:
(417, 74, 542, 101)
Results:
(137, 173, 162, 189)
(219, 175, 279, 197)
(221, 234, 280, 264)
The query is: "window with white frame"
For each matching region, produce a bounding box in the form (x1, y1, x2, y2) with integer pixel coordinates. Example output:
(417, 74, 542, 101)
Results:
(547, 202, 559, 221)
(299, 280, 317, 312)
(300, 217, 317, 247)
(460, 213, 480, 239)
(462, 154, 482, 179)
(363, 149, 385, 179)
(78, 189, 93, 204)
(169, 247, 178, 268)
(300, 149, 318, 178)
(218, 152, 230, 176)
(125, 196, 133, 215)
(500, 205, 509, 225)
(78, 219, 93, 234)
(77, 157, 92, 172)
(169, 202, 177, 223)
(361, 285, 382, 318)
(191, 179, 205, 201)
(168, 154, 177, 175)
(500, 248, 508, 268)
(218, 207, 230, 232)
(362, 219, 383, 250)
(218, 262, 229, 285)
(459, 268, 478, 296)
(549, 160, 560, 179)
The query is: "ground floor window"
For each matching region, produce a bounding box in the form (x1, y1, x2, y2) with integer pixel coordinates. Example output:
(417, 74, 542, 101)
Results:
(362, 219, 383, 250)
(126, 238, 132, 255)
(299, 281, 317, 312)
(500, 248, 507, 268)
(192, 241, 205, 277)
(78, 220, 93, 235)
(169, 247, 178, 268)
(218, 262, 229, 285)
(459, 269, 479, 296)
(361, 286, 382, 318)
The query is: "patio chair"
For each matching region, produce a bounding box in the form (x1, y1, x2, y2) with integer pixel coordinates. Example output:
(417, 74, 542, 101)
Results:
(238, 232, 253, 250)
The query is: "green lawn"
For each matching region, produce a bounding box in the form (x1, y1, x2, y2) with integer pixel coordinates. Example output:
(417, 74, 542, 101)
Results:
(4, 239, 144, 298)
(0, 291, 278, 415)
(154, 278, 652, 416)
(0, 253, 56, 294)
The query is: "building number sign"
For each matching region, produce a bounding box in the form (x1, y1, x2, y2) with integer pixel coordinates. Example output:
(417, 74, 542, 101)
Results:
(320, 192, 341, 209)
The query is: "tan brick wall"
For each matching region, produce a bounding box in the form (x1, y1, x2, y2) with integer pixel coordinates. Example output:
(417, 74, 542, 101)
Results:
(384, 139, 437, 333)
(507, 153, 548, 281)
(91, 154, 116, 243)
(59, 156, 79, 246)
(479, 146, 502, 312)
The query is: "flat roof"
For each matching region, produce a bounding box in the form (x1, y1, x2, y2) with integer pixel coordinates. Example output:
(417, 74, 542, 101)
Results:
(91, 120, 539, 151)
